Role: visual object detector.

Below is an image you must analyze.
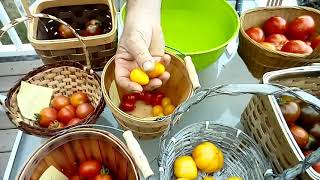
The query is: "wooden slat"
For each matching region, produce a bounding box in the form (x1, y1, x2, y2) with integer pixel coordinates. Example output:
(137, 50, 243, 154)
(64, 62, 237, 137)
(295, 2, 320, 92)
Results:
(0, 152, 10, 179)
(0, 111, 14, 130)
(0, 129, 17, 152)
(0, 60, 42, 76)
(0, 75, 23, 93)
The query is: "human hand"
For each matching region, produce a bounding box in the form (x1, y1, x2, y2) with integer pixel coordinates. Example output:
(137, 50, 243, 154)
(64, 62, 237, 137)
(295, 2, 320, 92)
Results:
(115, 0, 171, 92)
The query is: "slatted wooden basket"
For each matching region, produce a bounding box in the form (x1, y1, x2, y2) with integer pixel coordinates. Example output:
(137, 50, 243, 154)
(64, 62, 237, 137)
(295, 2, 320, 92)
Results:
(101, 52, 200, 139)
(24, 0, 117, 70)
(241, 66, 320, 179)
(0, 15, 105, 137)
(238, 6, 320, 79)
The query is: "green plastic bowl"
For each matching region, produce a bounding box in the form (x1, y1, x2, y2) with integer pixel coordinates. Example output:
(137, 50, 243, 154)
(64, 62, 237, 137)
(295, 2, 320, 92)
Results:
(121, 0, 239, 71)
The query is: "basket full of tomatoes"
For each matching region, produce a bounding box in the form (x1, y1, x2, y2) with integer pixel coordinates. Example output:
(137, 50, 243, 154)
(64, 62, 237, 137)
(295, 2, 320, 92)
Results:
(238, 6, 320, 79)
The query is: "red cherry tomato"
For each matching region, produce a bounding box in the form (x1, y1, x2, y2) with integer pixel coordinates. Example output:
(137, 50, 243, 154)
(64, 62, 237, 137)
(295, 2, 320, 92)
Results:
(52, 95, 70, 110)
(245, 27, 265, 42)
(58, 24, 75, 38)
(79, 160, 102, 178)
(263, 16, 287, 36)
(76, 103, 95, 119)
(140, 91, 153, 105)
(151, 96, 163, 106)
(58, 106, 76, 124)
(290, 125, 309, 149)
(281, 40, 313, 54)
(122, 93, 139, 103)
(38, 107, 58, 127)
(67, 118, 82, 126)
(287, 15, 315, 41)
(119, 101, 135, 112)
(153, 91, 165, 99)
(265, 34, 288, 50)
(311, 35, 320, 49)
(64, 104, 76, 114)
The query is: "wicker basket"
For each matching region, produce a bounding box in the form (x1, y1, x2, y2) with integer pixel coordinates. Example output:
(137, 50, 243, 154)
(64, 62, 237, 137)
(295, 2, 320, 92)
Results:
(24, 0, 117, 70)
(0, 15, 105, 137)
(101, 52, 200, 139)
(238, 6, 320, 79)
(160, 83, 320, 179)
(241, 66, 320, 179)
(17, 126, 153, 179)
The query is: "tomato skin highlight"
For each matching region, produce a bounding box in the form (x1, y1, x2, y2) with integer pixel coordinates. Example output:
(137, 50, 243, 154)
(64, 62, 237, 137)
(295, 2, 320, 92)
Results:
(70, 92, 89, 107)
(52, 95, 70, 110)
(76, 103, 95, 119)
(280, 101, 301, 125)
(58, 24, 75, 38)
(79, 160, 102, 178)
(286, 15, 315, 41)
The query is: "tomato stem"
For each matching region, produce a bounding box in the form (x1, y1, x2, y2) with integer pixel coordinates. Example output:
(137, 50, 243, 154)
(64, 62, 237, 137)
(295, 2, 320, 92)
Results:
(100, 167, 109, 175)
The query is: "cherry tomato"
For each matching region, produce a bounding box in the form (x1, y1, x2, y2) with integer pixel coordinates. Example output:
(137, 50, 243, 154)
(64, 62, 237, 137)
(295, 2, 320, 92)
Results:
(151, 96, 163, 106)
(263, 16, 287, 36)
(58, 24, 75, 38)
(83, 19, 103, 36)
(281, 40, 313, 54)
(311, 35, 320, 49)
(152, 105, 164, 116)
(52, 95, 70, 110)
(48, 120, 65, 129)
(79, 160, 102, 178)
(245, 27, 265, 42)
(76, 103, 95, 119)
(64, 104, 76, 114)
(69, 175, 84, 180)
(119, 101, 135, 112)
(140, 91, 153, 105)
(67, 118, 82, 126)
(299, 104, 320, 130)
(265, 34, 288, 50)
(161, 97, 172, 107)
(287, 15, 315, 41)
(122, 93, 139, 103)
(290, 125, 309, 149)
(280, 101, 301, 125)
(153, 91, 165, 99)
(260, 42, 277, 51)
(94, 174, 112, 180)
(58, 106, 76, 124)
(164, 104, 175, 115)
(85, 19, 102, 27)
(70, 92, 89, 107)
(38, 107, 58, 127)
(304, 151, 320, 173)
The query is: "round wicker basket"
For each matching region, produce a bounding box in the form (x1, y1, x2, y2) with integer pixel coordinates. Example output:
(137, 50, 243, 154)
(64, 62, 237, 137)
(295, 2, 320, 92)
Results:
(0, 15, 105, 137)
(101, 52, 200, 139)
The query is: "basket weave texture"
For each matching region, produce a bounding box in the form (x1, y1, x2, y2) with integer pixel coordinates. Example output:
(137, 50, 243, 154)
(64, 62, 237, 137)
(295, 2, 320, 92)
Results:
(238, 6, 320, 79)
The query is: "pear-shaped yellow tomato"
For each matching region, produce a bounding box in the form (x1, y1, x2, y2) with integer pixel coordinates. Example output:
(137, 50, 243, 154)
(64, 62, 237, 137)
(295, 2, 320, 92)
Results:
(226, 176, 243, 180)
(174, 156, 198, 179)
(164, 104, 175, 115)
(203, 176, 215, 180)
(161, 97, 172, 107)
(130, 68, 149, 85)
(192, 142, 224, 173)
(147, 62, 165, 78)
(152, 105, 163, 116)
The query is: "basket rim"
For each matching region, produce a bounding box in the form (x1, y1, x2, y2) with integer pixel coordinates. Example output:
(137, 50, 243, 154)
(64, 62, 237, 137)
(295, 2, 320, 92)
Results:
(4, 60, 106, 137)
(17, 128, 140, 179)
(27, 0, 117, 49)
(239, 6, 320, 60)
(101, 52, 194, 123)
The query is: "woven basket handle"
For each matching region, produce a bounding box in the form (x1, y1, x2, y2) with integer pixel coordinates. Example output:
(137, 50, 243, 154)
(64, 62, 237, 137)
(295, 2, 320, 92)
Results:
(0, 14, 92, 70)
(160, 83, 320, 179)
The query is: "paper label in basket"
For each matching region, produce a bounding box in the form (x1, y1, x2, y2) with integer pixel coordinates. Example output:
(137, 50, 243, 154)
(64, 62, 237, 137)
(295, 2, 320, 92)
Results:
(17, 81, 53, 120)
(39, 165, 68, 180)
(109, 80, 120, 107)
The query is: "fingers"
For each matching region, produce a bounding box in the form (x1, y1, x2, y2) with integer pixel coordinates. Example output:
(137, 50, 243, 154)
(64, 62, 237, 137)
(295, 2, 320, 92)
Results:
(160, 54, 171, 66)
(143, 78, 162, 91)
(149, 25, 165, 57)
(158, 71, 170, 85)
(117, 76, 143, 92)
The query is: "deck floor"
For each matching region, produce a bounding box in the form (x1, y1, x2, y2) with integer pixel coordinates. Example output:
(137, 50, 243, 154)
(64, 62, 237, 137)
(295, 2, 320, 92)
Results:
(0, 59, 43, 179)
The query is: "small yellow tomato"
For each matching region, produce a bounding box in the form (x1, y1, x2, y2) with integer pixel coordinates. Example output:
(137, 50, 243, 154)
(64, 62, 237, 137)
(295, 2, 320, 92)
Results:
(147, 62, 165, 78)
(192, 142, 224, 173)
(158, 112, 165, 117)
(174, 156, 197, 179)
(161, 97, 172, 107)
(226, 176, 243, 180)
(164, 104, 175, 115)
(130, 68, 149, 85)
(203, 176, 215, 180)
(152, 105, 163, 116)
(176, 178, 191, 180)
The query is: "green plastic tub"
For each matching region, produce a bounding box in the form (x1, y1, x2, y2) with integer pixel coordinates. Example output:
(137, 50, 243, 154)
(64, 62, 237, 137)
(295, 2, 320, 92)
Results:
(121, 0, 239, 71)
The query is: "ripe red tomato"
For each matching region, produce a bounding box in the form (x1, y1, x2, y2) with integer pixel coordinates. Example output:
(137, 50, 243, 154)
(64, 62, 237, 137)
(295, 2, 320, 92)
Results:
(48, 120, 65, 129)
(263, 16, 287, 36)
(67, 118, 82, 126)
(52, 95, 70, 110)
(58, 107, 76, 124)
(151, 92, 165, 106)
(280, 101, 301, 125)
(260, 42, 277, 51)
(38, 107, 58, 127)
(140, 91, 153, 105)
(311, 35, 320, 49)
(281, 40, 313, 54)
(94, 174, 112, 180)
(122, 93, 139, 103)
(79, 160, 102, 178)
(265, 34, 288, 50)
(245, 27, 265, 42)
(290, 125, 309, 149)
(69, 175, 84, 180)
(287, 15, 315, 41)
(153, 91, 165, 99)
(64, 104, 76, 113)
(76, 103, 95, 119)
(119, 101, 135, 112)
(70, 92, 89, 107)
(58, 24, 75, 38)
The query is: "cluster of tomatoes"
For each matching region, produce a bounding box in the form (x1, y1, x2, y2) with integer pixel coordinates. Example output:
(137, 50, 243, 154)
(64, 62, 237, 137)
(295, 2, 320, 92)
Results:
(37, 92, 94, 129)
(58, 19, 103, 39)
(279, 96, 320, 172)
(119, 91, 175, 117)
(69, 160, 112, 180)
(246, 15, 320, 54)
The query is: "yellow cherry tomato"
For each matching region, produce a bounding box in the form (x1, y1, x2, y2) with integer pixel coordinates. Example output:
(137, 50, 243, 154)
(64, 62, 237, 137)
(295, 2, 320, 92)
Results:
(164, 104, 175, 115)
(130, 68, 149, 85)
(192, 142, 224, 173)
(158, 112, 165, 117)
(161, 97, 172, 107)
(152, 105, 163, 116)
(147, 62, 165, 78)
(174, 156, 198, 179)
(176, 178, 191, 180)
(226, 176, 243, 180)
(203, 177, 215, 180)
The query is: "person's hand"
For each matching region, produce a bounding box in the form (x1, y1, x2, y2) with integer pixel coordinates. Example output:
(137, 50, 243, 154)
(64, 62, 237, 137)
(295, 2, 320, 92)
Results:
(115, 0, 171, 92)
